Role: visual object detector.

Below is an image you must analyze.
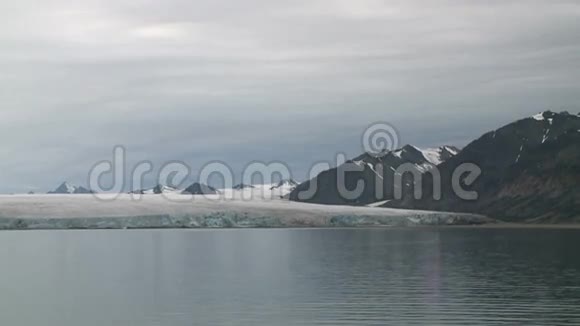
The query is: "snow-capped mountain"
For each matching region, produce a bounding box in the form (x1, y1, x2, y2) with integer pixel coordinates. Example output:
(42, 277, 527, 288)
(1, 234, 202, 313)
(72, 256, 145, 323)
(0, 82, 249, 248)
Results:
(289, 144, 459, 205)
(130, 185, 178, 195)
(48, 182, 94, 194)
(290, 110, 580, 222)
(270, 179, 299, 190)
(217, 181, 298, 200)
(181, 183, 219, 195)
(420, 146, 460, 165)
(384, 110, 580, 222)
(383, 145, 461, 172)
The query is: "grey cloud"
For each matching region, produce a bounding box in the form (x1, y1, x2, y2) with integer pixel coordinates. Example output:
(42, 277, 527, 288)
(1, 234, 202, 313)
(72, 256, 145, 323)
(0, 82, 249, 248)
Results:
(0, 0, 579, 192)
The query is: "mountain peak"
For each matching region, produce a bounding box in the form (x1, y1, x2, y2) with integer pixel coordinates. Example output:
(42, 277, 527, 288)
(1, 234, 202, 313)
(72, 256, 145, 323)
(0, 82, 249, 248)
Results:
(390, 144, 420, 159)
(48, 182, 94, 194)
(421, 146, 461, 165)
(532, 110, 553, 121)
(58, 181, 76, 193)
(270, 179, 299, 190)
(181, 183, 218, 195)
(531, 110, 575, 121)
(387, 144, 459, 166)
(402, 144, 422, 152)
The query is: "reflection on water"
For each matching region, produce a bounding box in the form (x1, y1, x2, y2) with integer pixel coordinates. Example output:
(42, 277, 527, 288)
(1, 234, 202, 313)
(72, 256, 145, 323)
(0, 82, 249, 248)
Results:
(0, 228, 579, 325)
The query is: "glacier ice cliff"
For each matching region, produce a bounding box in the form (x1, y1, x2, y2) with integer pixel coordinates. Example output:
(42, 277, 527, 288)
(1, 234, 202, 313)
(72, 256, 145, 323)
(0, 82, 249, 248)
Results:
(0, 194, 493, 230)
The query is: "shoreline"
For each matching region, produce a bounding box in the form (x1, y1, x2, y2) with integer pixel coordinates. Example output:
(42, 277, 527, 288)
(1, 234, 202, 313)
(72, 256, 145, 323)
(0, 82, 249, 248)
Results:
(3, 223, 580, 232)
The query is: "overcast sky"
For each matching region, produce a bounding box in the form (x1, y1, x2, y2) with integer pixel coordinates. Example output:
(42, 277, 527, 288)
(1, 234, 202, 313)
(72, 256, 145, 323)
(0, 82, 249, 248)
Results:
(1, 0, 580, 192)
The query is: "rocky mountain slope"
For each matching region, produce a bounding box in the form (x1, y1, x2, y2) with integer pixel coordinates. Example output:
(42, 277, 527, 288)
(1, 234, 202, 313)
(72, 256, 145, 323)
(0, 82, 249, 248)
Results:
(383, 111, 580, 223)
(289, 145, 459, 205)
(290, 111, 579, 223)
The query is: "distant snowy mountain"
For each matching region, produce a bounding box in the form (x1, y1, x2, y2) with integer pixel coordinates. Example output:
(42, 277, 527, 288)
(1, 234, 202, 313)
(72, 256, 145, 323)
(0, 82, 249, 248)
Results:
(181, 183, 219, 195)
(74, 186, 94, 194)
(130, 185, 178, 195)
(232, 183, 255, 190)
(48, 182, 94, 194)
(217, 181, 297, 200)
(270, 179, 299, 190)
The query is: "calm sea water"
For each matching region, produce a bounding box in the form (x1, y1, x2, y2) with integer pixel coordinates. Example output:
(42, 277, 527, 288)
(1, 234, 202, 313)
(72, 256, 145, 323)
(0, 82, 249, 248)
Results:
(0, 228, 579, 325)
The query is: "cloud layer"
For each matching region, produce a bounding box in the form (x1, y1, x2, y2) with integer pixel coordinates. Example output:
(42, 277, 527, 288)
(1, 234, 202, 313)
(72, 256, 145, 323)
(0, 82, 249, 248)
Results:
(1, 0, 580, 192)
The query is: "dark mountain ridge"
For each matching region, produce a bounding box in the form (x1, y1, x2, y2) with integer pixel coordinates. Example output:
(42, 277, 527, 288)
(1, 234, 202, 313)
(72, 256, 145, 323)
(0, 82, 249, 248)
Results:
(289, 145, 459, 205)
(382, 111, 580, 222)
(290, 111, 580, 223)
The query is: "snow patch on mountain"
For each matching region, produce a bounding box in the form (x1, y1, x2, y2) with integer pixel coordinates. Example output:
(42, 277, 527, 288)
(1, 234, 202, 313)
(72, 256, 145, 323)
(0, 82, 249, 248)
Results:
(367, 162, 383, 180)
(131, 185, 178, 195)
(532, 112, 546, 121)
(515, 145, 524, 163)
(391, 148, 403, 158)
(210, 181, 300, 201)
(421, 146, 458, 165)
(532, 111, 560, 124)
(542, 128, 551, 144)
(56, 182, 76, 194)
(270, 179, 299, 189)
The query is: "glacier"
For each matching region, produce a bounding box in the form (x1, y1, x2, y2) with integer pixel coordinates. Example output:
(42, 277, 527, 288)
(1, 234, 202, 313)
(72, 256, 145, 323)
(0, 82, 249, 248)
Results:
(0, 194, 493, 230)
